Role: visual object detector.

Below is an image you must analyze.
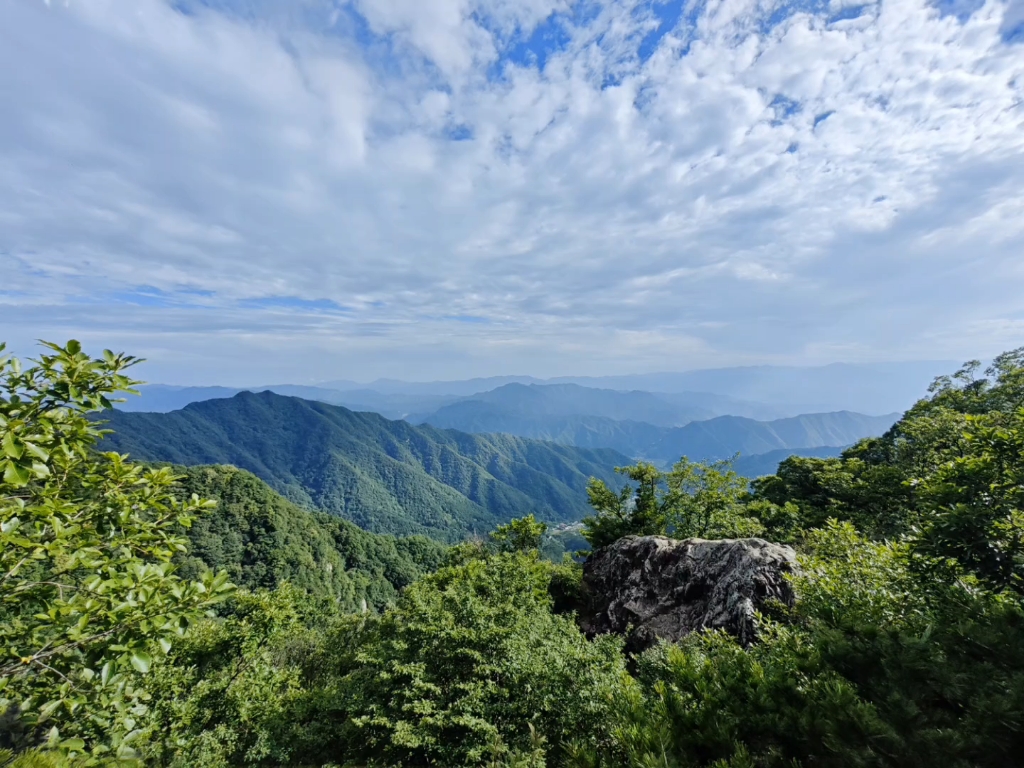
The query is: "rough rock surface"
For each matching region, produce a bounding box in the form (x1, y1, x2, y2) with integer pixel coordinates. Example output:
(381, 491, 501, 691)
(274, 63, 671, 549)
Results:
(579, 535, 797, 651)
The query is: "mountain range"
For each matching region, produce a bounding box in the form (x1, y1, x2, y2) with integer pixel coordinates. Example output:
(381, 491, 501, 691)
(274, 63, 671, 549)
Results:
(121, 359, 954, 418)
(418, 383, 898, 461)
(313, 359, 953, 414)
(99, 391, 628, 541)
(98, 388, 900, 543)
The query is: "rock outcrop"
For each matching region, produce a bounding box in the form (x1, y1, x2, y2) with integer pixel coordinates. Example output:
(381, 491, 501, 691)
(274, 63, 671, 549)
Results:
(579, 535, 797, 651)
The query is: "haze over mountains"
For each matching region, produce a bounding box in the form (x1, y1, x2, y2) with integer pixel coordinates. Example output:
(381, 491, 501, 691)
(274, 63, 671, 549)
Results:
(419, 383, 898, 462)
(122, 360, 952, 418)
(113, 361, 933, 481)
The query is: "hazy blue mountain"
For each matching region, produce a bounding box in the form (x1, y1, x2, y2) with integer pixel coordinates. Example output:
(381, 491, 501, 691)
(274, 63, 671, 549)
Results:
(322, 376, 544, 397)
(422, 396, 898, 463)
(118, 384, 245, 412)
(652, 391, 789, 421)
(326, 390, 462, 420)
(424, 405, 666, 456)
(423, 383, 716, 426)
(122, 360, 953, 419)
(98, 391, 628, 541)
(731, 445, 847, 479)
(549, 361, 955, 415)
(649, 411, 899, 462)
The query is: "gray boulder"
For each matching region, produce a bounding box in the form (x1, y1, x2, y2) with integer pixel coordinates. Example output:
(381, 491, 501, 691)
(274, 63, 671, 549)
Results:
(579, 535, 797, 651)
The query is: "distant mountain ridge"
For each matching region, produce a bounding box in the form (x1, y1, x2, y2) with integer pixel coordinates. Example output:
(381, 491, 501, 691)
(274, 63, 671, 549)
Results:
(421, 383, 715, 431)
(99, 391, 629, 541)
(420, 385, 899, 462)
(123, 359, 953, 417)
(316, 359, 953, 413)
(121, 384, 459, 420)
(731, 446, 847, 479)
(648, 411, 899, 463)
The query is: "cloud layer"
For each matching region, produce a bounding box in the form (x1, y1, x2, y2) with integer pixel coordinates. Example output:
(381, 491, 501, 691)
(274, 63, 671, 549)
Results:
(2, 0, 1022, 384)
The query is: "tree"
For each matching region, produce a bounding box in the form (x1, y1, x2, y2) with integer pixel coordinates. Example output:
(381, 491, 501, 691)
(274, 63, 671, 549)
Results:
(490, 515, 547, 553)
(342, 552, 628, 767)
(581, 459, 761, 550)
(0, 341, 233, 760)
(912, 408, 1024, 594)
(663, 456, 761, 539)
(580, 463, 668, 550)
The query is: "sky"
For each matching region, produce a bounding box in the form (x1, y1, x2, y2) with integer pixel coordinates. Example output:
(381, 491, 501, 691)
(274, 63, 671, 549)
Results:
(1, 0, 1023, 385)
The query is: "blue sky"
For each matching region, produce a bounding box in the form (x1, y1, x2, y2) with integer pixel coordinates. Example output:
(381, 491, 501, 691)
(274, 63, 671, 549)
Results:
(1, 0, 1023, 385)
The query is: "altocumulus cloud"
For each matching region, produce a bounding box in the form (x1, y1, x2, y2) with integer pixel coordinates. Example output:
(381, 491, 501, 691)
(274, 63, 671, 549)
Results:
(1, 0, 1022, 384)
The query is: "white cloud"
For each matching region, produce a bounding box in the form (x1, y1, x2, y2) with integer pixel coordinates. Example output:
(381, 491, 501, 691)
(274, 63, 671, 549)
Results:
(1, 0, 1022, 383)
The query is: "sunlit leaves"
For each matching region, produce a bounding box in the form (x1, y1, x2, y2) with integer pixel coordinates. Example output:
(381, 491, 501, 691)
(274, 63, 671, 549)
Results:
(0, 340, 234, 759)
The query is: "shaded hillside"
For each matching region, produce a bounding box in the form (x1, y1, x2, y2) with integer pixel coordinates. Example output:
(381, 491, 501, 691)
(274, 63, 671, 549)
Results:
(99, 391, 627, 540)
(423, 404, 665, 455)
(650, 411, 899, 461)
(172, 465, 446, 611)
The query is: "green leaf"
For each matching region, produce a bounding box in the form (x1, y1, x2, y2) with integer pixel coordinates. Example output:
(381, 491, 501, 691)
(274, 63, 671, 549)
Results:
(130, 651, 152, 674)
(4, 461, 30, 486)
(2, 431, 24, 459)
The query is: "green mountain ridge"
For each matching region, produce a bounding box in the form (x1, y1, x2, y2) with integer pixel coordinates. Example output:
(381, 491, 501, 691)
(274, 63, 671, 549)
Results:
(99, 391, 628, 540)
(172, 464, 447, 610)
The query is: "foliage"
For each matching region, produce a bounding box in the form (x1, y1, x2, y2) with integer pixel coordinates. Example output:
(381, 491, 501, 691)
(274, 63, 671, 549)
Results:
(490, 514, 548, 553)
(580, 463, 671, 550)
(661, 456, 762, 539)
(911, 408, 1024, 594)
(139, 586, 331, 768)
(170, 464, 446, 611)
(582, 458, 762, 550)
(343, 552, 628, 766)
(0, 341, 233, 760)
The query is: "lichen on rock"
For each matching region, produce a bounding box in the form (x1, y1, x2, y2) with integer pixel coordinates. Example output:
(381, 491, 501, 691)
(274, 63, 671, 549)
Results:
(579, 535, 798, 651)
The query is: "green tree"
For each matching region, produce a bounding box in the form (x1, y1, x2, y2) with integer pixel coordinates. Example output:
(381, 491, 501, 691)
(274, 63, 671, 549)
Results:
(139, 586, 328, 768)
(343, 552, 628, 766)
(490, 514, 548, 553)
(663, 456, 761, 539)
(912, 408, 1024, 594)
(581, 463, 669, 550)
(0, 341, 233, 760)
(582, 459, 761, 550)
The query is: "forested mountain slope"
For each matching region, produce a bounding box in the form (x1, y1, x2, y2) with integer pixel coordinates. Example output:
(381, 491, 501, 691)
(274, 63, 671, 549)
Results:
(424, 405, 667, 455)
(170, 465, 447, 611)
(99, 391, 627, 540)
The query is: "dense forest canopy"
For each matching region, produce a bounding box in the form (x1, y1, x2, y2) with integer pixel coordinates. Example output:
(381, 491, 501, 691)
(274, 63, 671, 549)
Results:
(2, 341, 1023, 767)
